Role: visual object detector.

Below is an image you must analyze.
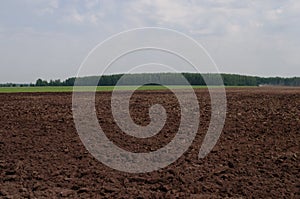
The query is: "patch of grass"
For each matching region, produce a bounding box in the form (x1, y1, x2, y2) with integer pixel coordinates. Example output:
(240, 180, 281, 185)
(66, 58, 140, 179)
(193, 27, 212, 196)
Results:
(0, 86, 74, 93)
(0, 85, 250, 93)
(0, 85, 209, 93)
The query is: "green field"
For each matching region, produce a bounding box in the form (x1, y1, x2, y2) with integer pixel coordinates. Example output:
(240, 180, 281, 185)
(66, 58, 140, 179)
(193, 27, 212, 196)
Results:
(0, 85, 216, 93)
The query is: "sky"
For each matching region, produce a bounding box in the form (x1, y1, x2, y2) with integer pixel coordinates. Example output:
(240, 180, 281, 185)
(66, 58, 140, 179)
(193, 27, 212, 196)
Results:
(0, 0, 299, 83)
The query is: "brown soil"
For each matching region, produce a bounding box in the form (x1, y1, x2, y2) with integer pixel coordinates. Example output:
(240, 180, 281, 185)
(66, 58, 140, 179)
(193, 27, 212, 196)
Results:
(0, 87, 299, 198)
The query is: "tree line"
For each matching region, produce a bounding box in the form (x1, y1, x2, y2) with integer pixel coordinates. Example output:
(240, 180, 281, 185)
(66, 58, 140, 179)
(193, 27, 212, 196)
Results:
(1, 73, 299, 87)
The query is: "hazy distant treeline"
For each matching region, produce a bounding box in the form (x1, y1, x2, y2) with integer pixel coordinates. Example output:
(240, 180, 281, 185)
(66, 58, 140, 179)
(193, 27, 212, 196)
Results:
(1, 73, 299, 87)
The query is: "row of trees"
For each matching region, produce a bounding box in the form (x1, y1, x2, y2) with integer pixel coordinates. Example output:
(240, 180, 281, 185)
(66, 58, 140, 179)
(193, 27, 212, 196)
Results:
(38, 73, 300, 87)
(35, 78, 76, 86)
(0, 83, 34, 87)
(1, 73, 299, 87)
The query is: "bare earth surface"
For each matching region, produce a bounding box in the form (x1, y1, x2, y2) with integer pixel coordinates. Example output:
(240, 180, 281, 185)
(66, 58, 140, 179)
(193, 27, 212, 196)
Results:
(0, 87, 299, 198)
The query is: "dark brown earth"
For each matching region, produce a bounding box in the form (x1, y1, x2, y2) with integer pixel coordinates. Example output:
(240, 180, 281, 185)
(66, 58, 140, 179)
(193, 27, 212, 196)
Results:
(0, 87, 299, 198)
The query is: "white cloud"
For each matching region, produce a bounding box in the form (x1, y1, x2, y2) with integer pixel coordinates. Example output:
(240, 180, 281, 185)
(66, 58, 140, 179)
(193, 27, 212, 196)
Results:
(28, 0, 59, 15)
(62, 8, 104, 25)
(84, 0, 101, 10)
(64, 9, 85, 24)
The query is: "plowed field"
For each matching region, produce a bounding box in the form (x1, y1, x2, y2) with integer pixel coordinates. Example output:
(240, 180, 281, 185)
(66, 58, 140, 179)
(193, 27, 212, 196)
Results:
(0, 87, 299, 198)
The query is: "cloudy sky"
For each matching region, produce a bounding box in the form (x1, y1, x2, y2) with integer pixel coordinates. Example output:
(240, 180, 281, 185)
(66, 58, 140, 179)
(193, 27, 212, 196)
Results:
(0, 0, 299, 83)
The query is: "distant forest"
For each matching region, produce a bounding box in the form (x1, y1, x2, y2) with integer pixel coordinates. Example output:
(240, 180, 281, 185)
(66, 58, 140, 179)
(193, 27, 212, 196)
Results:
(1, 73, 300, 87)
